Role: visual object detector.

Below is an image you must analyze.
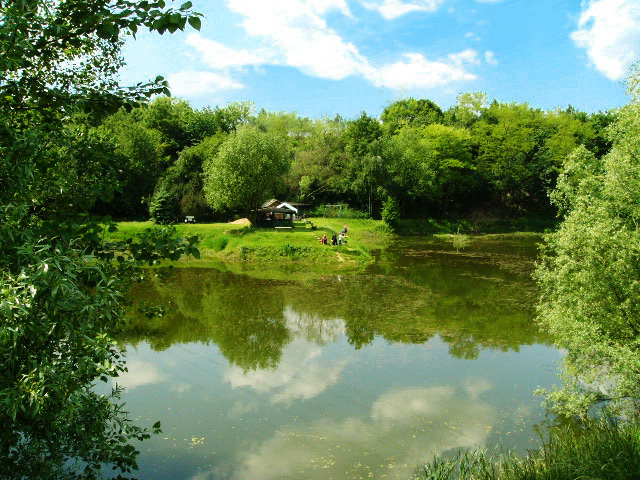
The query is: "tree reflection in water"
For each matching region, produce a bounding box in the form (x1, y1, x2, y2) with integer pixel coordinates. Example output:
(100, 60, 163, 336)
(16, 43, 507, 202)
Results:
(115, 236, 559, 480)
(121, 235, 550, 371)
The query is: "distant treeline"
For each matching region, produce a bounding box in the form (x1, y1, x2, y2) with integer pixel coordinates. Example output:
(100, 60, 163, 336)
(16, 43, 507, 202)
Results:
(89, 94, 615, 222)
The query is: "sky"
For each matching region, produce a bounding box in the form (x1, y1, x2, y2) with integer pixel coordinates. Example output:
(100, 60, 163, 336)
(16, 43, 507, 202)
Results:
(119, 0, 640, 119)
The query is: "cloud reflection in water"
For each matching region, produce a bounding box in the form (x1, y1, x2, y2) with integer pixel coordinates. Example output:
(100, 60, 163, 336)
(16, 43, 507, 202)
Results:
(113, 359, 167, 389)
(224, 338, 348, 405)
(198, 381, 495, 480)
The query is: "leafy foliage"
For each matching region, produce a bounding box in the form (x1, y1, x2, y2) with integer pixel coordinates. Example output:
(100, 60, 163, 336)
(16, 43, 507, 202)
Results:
(96, 109, 165, 217)
(70, 91, 614, 224)
(381, 196, 400, 231)
(203, 126, 291, 225)
(149, 184, 179, 224)
(381, 97, 444, 134)
(0, 0, 201, 476)
(535, 67, 640, 417)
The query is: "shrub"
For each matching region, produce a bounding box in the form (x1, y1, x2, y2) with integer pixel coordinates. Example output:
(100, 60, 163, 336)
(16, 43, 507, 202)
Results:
(381, 196, 400, 231)
(150, 187, 179, 225)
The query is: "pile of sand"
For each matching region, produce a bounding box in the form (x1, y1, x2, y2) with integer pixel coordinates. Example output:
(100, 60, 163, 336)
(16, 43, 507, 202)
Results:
(229, 218, 251, 225)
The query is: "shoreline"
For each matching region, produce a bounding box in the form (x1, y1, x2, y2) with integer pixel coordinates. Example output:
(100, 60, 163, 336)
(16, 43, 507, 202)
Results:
(110, 218, 552, 270)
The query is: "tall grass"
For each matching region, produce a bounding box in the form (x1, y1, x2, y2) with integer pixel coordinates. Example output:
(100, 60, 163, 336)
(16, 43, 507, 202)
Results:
(209, 235, 229, 251)
(451, 228, 470, 251)
(416, 418, 640, 480)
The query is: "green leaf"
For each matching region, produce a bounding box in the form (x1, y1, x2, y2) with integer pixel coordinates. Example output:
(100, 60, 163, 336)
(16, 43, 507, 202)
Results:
(180, 1, 193, 10)
(188, 16, 201, 31)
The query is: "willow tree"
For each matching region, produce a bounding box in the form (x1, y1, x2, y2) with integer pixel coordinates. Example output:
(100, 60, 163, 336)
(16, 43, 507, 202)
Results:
(203, 126, 291, 225)
(535, 67, 640, 417)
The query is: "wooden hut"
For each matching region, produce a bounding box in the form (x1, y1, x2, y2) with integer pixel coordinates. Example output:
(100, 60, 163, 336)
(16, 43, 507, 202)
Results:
(256, 200, 298, 228)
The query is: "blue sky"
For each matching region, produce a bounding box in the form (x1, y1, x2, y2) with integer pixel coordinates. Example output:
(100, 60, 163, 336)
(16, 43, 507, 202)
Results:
(120, 0, 640, 119)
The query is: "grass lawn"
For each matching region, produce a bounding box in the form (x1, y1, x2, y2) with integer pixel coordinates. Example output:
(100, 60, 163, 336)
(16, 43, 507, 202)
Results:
(108, 218, 392, 269)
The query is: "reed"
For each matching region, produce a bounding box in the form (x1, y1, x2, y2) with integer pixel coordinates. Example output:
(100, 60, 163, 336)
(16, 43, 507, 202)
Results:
(416, 418, 640, 480)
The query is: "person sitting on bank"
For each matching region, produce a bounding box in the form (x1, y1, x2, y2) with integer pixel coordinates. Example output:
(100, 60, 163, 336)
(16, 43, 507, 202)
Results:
(331, 233, 337, 246)
(321, 234, 328, 244)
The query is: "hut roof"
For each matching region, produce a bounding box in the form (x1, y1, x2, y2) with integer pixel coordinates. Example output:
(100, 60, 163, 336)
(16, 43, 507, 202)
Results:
(260, 199, 298, 213)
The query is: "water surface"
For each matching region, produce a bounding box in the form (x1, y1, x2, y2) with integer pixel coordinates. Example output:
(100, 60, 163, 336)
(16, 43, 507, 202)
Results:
(115, 234, 561, 479)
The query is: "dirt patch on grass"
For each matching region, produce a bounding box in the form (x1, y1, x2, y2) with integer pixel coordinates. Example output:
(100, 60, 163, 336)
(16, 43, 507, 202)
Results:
(229, 218, 251, 225)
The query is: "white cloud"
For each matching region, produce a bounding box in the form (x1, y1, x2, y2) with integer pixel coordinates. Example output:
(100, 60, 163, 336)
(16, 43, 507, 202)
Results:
(185, 34, 267, 69)
(465, 32, 481, 41)
(165, 34, 263, 97)
(362, 0, 445, 20)
(571, 0, 640, 81)
(226, 0, 366, 80)
(175, 0, 481, 96)
(167, 70, 245, 97)
(367, 49, 479, 88)
(484, 50, 498, 66)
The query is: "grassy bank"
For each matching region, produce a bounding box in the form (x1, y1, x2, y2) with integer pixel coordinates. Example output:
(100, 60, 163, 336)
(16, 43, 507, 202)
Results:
(108, 218, 392, 269)
(107, 216, 553, 271)
(416, 418, 640, 480)
(397, 217, 559, 235)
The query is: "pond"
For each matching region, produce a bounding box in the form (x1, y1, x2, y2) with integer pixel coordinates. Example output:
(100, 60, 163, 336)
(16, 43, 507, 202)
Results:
(113, 234, 562, 480)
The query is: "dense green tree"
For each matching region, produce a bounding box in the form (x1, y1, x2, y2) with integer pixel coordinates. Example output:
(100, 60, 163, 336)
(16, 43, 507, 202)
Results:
(379, 127, 433, 214)
(526, 110, 597, 213)
(203, 126, 291, 225)
(381, 97, 444, 135)
(473, 102, 547, 212)
(154, 133, 227, 221)
(96, 109, 165, 217)
(288, 117, 348, 204)
(185, 101, 253, 142)
(139, 96, 193, 161)
(421, 124, 477, 214)
(381, 195, 401, 231)
(377, 124, 477, 216)
(253, 109, 314, 145)
(342, 113, 384, 213)
(0, 0, 201, 476)
(535, 67, 640, 417)
(584, 109, 618, 158)
(446, 92, 488, 128)
(344, 112, 383, 159)
(442, 92, 487, 128)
